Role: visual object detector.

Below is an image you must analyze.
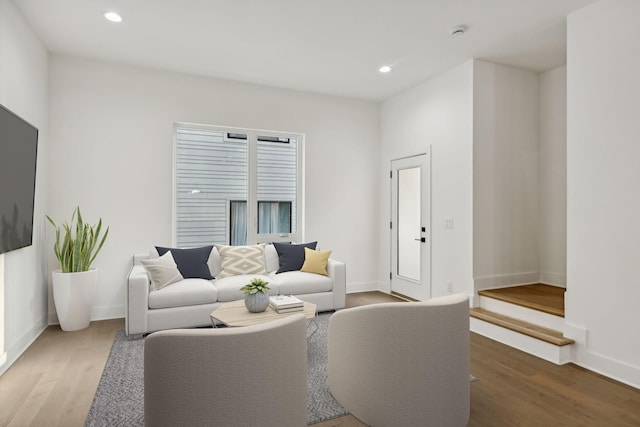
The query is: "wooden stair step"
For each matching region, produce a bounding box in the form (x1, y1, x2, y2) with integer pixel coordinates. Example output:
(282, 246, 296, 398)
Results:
(470, 308, 574, 347)
(478, 284, 565, 317)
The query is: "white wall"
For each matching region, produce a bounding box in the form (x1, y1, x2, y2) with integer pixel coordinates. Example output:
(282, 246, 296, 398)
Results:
(380, 61, 474, 299)
(48, 56, 380, 320)
(539, 66, 567, 286)
(473, 60, 540, 290)
(0, 0, 49, 376)
(566, 0, 640, 388)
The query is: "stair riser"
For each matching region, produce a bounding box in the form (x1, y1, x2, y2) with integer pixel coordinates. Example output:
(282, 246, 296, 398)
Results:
(480, 295, 565, 331)
(471, 317, 572, 365)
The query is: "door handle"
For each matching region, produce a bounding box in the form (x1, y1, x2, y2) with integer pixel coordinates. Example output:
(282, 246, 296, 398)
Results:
(414, 238, 426, 242)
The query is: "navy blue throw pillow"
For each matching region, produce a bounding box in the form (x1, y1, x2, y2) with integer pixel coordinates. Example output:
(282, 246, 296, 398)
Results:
(273, 242, 318, 273)
(155, 245, 214, 280)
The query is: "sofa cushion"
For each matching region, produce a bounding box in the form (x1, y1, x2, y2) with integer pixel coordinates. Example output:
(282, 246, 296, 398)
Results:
(300, 248, 332, 276)
(208, 246, 222, 277)
(148, 278, 217, 309)
(269, 270, 332, 295)
(264, 244, 279, 273)
(273, 242, 318, 273)
(140, 251, 184, 290)
(151, 246, 220, 278)
(215, 244, 267, 278)
(156, 246, 214, 280)
(214, 274, 277, 302)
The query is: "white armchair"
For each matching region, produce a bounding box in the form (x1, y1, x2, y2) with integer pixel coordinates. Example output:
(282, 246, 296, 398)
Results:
(144, 314, 308, 427)
(328, 293, 470, 427)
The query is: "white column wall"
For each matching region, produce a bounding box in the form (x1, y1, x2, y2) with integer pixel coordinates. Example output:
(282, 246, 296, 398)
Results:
(472, 60, 540, 291)
(48, 55, 380, 320)
(0, 0, 49, 376)
(380, 61, 474, 299)
(539, 66, 567, 286)
(566, 0, 640, 388)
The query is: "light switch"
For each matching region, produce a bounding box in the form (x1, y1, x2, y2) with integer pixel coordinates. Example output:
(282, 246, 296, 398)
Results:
(445, 218, 454, 229)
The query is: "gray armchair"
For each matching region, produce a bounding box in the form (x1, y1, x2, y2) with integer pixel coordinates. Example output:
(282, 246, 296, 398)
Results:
(328, 294, 470, 427)
(144, 314, 308, 427)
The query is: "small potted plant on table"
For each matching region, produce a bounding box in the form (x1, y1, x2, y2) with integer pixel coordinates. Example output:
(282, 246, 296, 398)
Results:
(240, 278, 271, 313)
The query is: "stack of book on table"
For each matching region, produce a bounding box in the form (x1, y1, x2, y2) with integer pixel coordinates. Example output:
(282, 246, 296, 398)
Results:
(269, 295, 304, 313)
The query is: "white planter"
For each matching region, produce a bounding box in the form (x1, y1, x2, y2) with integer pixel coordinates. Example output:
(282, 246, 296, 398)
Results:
(52, 269, 97, 331)
(244, 292, 270, 313)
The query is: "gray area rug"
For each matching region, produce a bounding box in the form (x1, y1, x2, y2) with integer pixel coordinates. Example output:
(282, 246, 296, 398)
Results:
(85, 312, 347, 426)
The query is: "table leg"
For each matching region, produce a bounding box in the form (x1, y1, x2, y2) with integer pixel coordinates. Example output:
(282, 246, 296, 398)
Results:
(307, 312, 319, 340)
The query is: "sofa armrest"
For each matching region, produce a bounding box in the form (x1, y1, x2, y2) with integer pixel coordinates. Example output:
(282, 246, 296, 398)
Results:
(126, 258, 151, 335)
(327, 258, 346, 310)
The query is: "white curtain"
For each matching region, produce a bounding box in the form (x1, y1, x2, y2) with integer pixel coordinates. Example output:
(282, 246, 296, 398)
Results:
(258, 203, 275, 234)
(230, 201, 247, 245)
(258, 202, 291, 234)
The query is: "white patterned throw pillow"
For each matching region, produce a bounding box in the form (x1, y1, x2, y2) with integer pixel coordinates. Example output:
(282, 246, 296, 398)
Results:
(215, 244, 267, 278)
(140, 251, 184, 290)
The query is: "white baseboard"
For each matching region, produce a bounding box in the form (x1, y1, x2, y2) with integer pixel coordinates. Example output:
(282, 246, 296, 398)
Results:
(574, 349, 640, 390)
(564, 322, 640, 390)
(92, 305, 125, 321)
(564, 322, 588, 344)
(48, 305, 126, 325)
(0, 317, 47, 377)
(48, 311, 58, 325)
(346, 281, 381, 293)
(539, 271, 566, 287)
(474, 272, 540, 291)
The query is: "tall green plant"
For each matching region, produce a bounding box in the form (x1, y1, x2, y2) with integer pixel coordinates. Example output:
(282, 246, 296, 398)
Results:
(46, 207, 109, 273)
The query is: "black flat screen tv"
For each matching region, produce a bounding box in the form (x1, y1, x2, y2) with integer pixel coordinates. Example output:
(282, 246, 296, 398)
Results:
(0, 103, 38, 255)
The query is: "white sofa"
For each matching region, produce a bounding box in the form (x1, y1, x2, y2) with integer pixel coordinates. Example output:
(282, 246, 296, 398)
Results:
(126, 244, 346, 335)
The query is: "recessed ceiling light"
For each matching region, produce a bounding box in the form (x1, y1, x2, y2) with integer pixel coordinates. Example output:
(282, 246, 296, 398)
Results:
(379, 65, 392, 73)
(104, 11, 123, 23)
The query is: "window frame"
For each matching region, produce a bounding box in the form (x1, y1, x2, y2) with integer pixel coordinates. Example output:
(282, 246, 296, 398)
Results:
(173, 123, 304, 246)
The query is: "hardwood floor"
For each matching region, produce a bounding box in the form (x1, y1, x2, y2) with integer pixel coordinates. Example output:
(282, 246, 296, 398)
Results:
(478, 284, 566, 317)
(468, 332, 640, 426)
(0, 318, 123, 427)
(345, 290, 403, 308)
(1, 292, 639, 426)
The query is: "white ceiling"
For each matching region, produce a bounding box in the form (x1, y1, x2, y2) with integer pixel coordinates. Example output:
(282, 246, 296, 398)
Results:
(14, 0, 598, 101)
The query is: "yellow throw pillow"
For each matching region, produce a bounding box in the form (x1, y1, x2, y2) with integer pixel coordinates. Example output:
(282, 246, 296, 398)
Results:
(300, 247, 332, 276)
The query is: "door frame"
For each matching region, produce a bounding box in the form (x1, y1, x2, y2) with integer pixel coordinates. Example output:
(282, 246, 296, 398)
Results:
(390, 149, 431, 301)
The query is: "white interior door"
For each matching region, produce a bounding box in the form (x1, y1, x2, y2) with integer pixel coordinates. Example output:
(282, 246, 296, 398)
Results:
(391, 153, 430, 301)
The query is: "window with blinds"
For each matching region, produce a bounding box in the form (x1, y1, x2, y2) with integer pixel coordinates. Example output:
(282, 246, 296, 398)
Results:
(175, 125, 302, 247)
